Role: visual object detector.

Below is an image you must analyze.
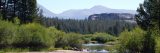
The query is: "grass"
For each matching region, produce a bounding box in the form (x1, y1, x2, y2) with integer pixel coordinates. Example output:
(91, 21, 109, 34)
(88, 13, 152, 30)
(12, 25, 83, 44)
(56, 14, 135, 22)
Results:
(0, 47, 65, 53)
(0, 48, 29, 53)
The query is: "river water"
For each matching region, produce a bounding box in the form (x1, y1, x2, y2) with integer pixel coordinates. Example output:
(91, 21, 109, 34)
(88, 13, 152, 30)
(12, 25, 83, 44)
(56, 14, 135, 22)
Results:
(82, 43, 109, 53)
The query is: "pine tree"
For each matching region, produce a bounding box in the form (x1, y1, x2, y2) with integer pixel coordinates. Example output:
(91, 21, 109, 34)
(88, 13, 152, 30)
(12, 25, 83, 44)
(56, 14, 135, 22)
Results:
(0, 0, 17, 21)
(34, 9, 44, 24)
(136, 0, 160, 30)
(0, 0, 2, 13)
(17, 0, 38, 23)
(0, 0, 38, 23)
(136, 0, 160, 53)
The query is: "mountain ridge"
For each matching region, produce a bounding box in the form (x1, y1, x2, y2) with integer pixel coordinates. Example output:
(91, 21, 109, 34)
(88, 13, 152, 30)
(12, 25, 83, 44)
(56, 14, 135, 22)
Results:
(38, 5, 137, 19)
(37, 4, 56, 17)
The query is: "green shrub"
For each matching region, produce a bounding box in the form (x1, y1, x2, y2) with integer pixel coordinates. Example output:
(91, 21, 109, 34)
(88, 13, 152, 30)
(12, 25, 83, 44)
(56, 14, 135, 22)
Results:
(12, 23, 54, 50)
(0, 19, 85, 51)
(54, 30, 66, 48)
(54, 32, 83, 50)
(92, 33, 115, 43)
(0, 20, 17, 48)
(81, 34, 92, 43)
(65, 33, 83, 49)
(156, 37, 160, 53)
(46, 27, 57, 47)
(118, 27, 145, 53)
(81, 33, 115, 44)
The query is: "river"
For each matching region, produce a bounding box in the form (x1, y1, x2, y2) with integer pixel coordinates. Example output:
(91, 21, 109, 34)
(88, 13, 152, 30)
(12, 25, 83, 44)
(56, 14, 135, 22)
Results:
(82, 43, 109, 53)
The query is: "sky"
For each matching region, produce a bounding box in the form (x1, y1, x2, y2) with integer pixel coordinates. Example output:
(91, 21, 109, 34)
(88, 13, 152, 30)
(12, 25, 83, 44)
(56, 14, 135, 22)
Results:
(38, 0, 144, 14)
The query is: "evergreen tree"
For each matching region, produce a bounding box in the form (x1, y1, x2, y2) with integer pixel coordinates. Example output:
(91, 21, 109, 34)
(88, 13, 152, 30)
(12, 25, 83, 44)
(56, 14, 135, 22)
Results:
(136, 0, 160, 30)
(136, 0, 160, 53)
(0, 0, 38, 23)
(0, 0, 17, 21)
(0, 0, 2, 13)
(34, 9, 44, 24)
(17, 0, 38, 23)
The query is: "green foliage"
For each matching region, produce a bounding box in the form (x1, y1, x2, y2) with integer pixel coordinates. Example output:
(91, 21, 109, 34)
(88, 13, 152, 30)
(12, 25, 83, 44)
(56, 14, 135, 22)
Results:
(54, 32, 83, 50)
(142, 31, 155, 53)
(136, 0, 160, 53)
(65, 33, 83, 49)
(136, 0, 160, 31)
(118, 27, 145, 53)
(12, 23, 55, 50)
(92, 33, 115, 43)
(81, 35, 92, 43)
(156, 37, 160, 53)
(0, 20, 75, 51)
(0, 19, 84, 51)
(13, 17, 20, 25)
(0, 20, 17, 48)
(153, 27, 160, 53)
(82, 33, 115, 44)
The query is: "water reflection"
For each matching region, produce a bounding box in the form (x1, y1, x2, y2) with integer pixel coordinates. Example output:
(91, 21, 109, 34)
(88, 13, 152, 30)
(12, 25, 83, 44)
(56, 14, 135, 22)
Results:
(82, 43, 109, 53)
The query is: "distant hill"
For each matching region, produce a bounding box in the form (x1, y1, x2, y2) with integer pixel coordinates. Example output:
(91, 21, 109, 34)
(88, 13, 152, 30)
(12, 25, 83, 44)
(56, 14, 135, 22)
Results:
(37, 4, 56, 17)
(88, 13, 135, 20)
(58, 5, 136, 19)
(38, 4, 136, 19)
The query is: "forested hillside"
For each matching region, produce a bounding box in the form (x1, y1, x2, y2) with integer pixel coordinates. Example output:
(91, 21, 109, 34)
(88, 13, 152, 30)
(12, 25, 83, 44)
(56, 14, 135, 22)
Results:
(42, 18, 136, 36)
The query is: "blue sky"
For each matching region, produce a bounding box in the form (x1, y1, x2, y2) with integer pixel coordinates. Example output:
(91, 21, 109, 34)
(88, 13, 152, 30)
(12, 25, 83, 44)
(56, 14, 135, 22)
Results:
(38, 0, 144, 14)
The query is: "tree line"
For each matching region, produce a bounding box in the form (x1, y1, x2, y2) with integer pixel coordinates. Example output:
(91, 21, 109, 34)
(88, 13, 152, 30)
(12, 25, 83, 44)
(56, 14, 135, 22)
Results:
(41, 18, 137, 36)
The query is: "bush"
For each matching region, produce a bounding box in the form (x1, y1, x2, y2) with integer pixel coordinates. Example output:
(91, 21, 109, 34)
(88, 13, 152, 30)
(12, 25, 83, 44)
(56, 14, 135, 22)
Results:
(65, 33, 83, 50)
(92, 33, 115, 43)
(0, 20, 84, 51)
(54, 32, 83, 50)
(152, 26, 160, 53)
(54, 30, 66, 48)
(81, 33, 115, 44)
(12, 23, 55, 50)
(118, 27, 145, 53)
(0, 19, 85, 51)
(81, 34, 92, 43)
(0, 20, 17, 48)
(156, 37, 160, 53)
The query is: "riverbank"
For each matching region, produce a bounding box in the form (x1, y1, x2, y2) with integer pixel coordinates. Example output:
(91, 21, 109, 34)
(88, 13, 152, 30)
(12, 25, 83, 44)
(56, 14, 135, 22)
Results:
(6, 50, 88, 53)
